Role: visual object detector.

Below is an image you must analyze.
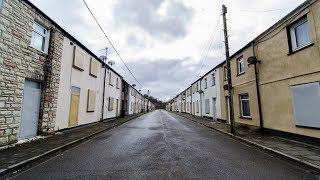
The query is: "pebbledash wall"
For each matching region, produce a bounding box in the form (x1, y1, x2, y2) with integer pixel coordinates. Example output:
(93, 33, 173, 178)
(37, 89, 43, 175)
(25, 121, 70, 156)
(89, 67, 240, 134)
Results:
(0, 0, 64, 145)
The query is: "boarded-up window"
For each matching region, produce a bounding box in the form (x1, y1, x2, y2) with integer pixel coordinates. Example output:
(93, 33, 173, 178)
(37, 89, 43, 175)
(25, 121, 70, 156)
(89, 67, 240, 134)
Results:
(108, 97, 114, 111)
(205, 99, 210, 114)
(116, 78, 119, 89)
(109, 72, 113, 85)
(196, 100, 199, 113)
(291, 82, 320, 128)
(73, 46, 84, 71)
(87, 89, 96, 112)
(90, 58, 98, 77)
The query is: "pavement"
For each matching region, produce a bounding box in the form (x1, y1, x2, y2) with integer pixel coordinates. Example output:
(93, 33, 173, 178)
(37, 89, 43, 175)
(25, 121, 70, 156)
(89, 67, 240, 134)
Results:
(8, 110, 320, 179)
(174, 111, 320, 172)
(0, 113, 144, 177)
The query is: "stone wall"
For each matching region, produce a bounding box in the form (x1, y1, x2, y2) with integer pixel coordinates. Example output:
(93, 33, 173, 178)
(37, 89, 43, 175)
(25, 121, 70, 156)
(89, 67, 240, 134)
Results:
(0, 0, 64, 146)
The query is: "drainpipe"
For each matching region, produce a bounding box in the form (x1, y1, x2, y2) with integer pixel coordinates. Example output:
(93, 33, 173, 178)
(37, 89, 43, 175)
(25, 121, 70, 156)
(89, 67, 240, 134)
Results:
(101, 64, 107, 121)
(251, 41, 264, 131)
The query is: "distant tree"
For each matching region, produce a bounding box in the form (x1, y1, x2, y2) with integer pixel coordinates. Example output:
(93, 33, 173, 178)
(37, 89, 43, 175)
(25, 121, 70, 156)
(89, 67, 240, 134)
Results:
(144, 94, 166, 109)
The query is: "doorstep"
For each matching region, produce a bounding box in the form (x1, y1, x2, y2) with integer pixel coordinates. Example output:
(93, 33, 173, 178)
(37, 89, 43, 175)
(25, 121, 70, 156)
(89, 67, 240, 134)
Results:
(172, 112, 320, 173)
(0, 113, 146, 177)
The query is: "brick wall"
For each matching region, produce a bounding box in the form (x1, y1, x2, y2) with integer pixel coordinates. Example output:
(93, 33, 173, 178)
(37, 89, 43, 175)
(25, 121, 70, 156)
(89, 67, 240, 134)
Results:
(0, 0, 64, 146)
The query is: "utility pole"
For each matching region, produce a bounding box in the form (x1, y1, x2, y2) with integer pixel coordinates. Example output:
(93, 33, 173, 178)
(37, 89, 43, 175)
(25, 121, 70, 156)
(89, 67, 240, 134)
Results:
(222, 5, 235, 134)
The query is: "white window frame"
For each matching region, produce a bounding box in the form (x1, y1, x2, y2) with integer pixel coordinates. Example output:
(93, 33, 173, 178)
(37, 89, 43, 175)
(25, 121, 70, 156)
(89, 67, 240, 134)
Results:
(239, 94, 251, 118)
(289, 16, 311, 52)
(30, 22, 50, 53)
(237, 56, 245, 75)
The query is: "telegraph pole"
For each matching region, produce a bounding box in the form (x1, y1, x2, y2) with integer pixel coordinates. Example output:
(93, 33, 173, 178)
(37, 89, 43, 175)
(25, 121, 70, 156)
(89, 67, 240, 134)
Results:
(222, 5, 235, 134)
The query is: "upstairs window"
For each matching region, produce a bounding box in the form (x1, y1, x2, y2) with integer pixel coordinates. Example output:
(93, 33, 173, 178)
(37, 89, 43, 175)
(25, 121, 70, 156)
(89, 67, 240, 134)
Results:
(204, 78, 207, 89)
(30, 22, 50, 53)
(289, 16, 311, 52)
(116, 78, 119, 89)
(109, 72, 113, 86)
(212, 73, 216, 86)
(237, 56, 245, 75)
(0, 0, 3, 10)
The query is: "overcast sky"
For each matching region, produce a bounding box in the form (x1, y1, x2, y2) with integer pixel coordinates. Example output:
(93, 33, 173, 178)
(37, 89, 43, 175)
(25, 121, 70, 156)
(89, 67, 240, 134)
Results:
(30, 0, 305, 101)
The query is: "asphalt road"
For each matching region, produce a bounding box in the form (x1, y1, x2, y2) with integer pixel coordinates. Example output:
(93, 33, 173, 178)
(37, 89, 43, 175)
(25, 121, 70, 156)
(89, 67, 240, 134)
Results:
(12, 110, 319, 180)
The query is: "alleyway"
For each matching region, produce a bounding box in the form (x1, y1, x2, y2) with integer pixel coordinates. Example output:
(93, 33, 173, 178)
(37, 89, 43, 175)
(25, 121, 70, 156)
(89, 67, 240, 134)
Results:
(12, 110, 318, 179)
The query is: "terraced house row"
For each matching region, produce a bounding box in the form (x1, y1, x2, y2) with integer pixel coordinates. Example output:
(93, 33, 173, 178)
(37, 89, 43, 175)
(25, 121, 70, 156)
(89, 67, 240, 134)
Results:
(167, 0, 320, 142)
(0, 0, 155, 146)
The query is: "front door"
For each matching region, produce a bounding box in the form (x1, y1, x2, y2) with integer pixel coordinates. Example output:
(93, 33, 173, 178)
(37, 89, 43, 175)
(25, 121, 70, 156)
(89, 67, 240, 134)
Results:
(19, 80, 41, 140)
(69, 86, 80, 127)
(212, 98, 216, 121)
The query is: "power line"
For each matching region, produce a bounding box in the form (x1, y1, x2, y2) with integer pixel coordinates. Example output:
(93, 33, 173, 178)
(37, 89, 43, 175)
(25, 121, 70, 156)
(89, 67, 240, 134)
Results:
(82, 0, 143, 88)
(236, 7, 293, 13)
(199, 14, 222, 76)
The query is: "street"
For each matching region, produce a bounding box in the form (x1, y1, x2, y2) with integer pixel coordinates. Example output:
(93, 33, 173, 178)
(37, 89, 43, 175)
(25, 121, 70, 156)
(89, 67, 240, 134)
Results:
(12, 110, 319, 179)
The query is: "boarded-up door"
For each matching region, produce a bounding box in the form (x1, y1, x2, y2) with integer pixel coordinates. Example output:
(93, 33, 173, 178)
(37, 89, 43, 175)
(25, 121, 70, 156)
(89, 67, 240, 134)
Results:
(19, 80, 41, 140)
(69, 86, 80, 127)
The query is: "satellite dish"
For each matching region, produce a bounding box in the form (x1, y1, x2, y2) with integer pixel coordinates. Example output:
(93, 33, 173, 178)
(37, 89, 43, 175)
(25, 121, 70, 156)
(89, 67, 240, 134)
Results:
(132, 84, 136, 87)
(108, 60, 115, 66)
(99, 55, 107, 60)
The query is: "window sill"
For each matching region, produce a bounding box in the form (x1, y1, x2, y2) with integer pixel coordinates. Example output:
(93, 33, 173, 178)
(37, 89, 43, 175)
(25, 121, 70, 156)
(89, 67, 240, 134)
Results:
(288, 42, 314, 56)
(73, 65, 84, 72)
(89, 73, 97, 78)
(29, 46, 48, 55)
(239, 116, 252, 120)
(109, 84, 113, 86)
(87, 110, 94, 113)
(236, 72, 245, 76)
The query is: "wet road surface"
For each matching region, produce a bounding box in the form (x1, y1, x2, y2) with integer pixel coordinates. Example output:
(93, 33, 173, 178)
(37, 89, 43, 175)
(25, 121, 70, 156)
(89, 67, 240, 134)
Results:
(12, 110, 319, 179)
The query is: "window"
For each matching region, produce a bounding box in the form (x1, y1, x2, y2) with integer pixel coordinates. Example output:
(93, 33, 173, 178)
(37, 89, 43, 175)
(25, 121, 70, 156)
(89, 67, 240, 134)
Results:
(30, 22, 50, 53)
(89, 58, 98, 77)
(289, 16, 311, 52)
(73, 46, 84, 71)
(116, 78, 119, 89)
(196, 83, 199, 92)
(204, 78, 207, 89)
(196, 100, 199, 113)
(291, 82, 320, 128)
(212, 73, 215, 86)
(108, 97, 114, 111)
(0, 0, 3, 9)
(109, 72, 113, 85)
(87, 90, 96, 112)
(239, 94, 251, 118)
(224, 66, 228, 81)
(205, 99, 210, 114)
(237, 56, 245, 75)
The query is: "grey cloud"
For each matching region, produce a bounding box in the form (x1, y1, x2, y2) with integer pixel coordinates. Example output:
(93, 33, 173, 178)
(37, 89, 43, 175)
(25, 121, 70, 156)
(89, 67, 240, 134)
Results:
(114, 0, 193, 41)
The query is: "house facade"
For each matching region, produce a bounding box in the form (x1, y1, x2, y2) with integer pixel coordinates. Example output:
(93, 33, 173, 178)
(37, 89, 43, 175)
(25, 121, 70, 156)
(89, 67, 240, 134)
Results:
(168, 0, 320, 141)
(103, 68, 123, 120)
(0, 0, 154, 146)
(201, 68, 221, 120)
(0, 0, 64, 145)
(55, 36, 104, 130)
